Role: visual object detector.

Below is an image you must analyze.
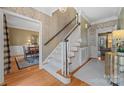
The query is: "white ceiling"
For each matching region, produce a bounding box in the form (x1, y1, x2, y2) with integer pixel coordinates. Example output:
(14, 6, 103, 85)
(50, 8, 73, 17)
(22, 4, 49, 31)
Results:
(77, 7, 121, 24)
(34, 7, 121, 24)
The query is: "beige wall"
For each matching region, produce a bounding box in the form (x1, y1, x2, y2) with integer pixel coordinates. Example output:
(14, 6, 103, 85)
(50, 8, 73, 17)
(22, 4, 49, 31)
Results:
(43, 8, 77, 61)
(8, 27, 39, 46)
(118, 8, 124, 29)
(80, 16, 89, 47)
(89, 20, 117, 46)
(1, 7, 77, 61)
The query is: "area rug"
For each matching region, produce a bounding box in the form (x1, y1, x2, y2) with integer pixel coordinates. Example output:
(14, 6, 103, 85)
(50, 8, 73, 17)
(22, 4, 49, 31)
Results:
(16, 57, 39, 69)
(74, 59, 111, 86)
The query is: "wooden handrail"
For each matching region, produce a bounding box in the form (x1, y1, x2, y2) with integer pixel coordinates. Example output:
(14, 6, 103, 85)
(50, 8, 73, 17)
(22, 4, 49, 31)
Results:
(64, 22, 80, 41)
(44, 14, 78, 45)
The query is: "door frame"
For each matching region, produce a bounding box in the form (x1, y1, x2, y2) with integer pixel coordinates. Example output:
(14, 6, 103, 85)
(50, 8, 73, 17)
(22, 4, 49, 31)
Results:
(0, 9, 4, 85)
(0, 8, 43, 84)
(95, 26, 117, 57)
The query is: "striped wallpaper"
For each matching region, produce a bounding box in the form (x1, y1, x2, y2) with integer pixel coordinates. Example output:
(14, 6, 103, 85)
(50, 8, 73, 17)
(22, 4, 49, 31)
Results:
(4, 14, 11, 74)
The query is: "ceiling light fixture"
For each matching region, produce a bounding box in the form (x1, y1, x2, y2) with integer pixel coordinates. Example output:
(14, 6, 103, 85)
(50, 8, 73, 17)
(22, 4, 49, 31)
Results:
(59, 7, 67, 13)
(85, 24, 88, 29)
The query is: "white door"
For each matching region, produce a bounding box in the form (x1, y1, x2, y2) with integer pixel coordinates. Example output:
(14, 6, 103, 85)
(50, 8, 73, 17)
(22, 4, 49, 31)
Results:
(0, 9, 4, 84)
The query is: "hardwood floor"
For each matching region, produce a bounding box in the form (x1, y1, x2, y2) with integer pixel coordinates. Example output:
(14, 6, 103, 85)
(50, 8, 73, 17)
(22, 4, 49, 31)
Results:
(5, 59, 89, 86)
(10, 57, 19, 73)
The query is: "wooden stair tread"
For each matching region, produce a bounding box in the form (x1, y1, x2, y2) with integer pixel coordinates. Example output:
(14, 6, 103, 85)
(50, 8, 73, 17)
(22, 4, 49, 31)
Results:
(57, 69, 72, 78)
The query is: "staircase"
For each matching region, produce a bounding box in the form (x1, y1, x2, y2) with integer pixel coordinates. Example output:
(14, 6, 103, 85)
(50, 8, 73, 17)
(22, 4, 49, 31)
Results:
(43, 14, 82, 84)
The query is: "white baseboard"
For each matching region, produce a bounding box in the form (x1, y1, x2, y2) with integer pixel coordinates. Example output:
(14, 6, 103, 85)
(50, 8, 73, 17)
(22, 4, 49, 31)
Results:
(0, 82, 6, 86)
(43, 66, 71, 84)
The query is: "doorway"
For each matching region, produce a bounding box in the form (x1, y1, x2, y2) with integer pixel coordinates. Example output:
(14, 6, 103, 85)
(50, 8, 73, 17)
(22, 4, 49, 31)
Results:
(0, 9, 42, 85)
(98, 32, 112, 60)
(9, 28, 39, 72)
